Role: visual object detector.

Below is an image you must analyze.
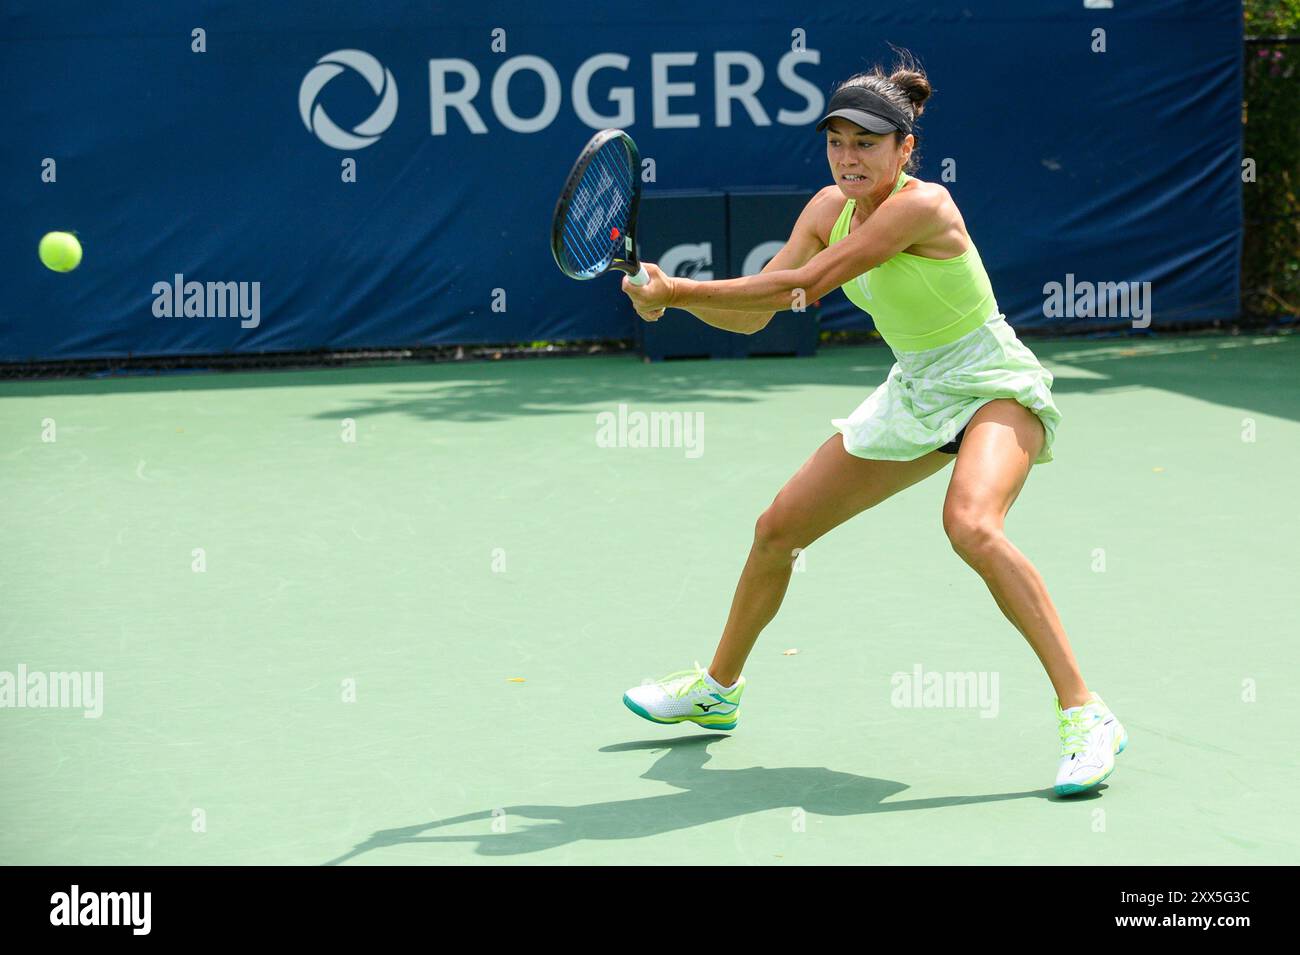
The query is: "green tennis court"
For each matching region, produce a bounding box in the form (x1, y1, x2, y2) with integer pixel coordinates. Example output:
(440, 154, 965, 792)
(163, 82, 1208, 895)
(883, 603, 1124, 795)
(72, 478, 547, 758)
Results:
(1, 332, 1297, 865)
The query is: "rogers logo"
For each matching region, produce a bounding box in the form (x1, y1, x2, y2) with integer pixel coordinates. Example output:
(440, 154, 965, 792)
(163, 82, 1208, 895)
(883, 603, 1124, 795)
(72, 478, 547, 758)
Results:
(299, 49, 398, 150)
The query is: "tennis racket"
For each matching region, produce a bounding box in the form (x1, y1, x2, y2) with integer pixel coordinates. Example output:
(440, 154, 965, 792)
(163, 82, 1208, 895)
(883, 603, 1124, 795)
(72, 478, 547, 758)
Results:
(550, 128, 648, 286)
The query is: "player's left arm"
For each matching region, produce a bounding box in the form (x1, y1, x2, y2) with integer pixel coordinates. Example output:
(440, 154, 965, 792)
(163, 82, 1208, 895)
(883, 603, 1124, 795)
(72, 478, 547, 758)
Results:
(666, 186, 944, 313)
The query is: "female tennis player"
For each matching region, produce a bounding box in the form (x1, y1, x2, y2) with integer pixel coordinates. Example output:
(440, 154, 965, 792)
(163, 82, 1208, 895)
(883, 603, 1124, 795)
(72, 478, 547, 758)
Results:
(619, 53, 1127, 797)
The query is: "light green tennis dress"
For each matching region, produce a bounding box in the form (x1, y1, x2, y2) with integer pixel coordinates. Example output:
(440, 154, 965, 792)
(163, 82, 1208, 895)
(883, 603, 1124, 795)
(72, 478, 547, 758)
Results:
(828, 171, 1061, 464)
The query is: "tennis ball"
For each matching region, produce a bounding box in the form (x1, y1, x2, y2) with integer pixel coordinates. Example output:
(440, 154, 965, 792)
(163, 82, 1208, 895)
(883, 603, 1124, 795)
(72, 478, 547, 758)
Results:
(39, 231, 82, 273)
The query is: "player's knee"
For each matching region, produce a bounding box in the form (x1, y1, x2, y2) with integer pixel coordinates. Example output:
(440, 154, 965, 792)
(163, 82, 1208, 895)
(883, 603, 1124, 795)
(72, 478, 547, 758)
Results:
(943, 508, 1003, 565)
(753, 507, 805, 565)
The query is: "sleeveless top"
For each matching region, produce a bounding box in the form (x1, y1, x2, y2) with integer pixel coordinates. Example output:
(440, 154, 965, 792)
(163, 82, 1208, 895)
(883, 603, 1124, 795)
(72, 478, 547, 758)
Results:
(827, 172, 999, 352)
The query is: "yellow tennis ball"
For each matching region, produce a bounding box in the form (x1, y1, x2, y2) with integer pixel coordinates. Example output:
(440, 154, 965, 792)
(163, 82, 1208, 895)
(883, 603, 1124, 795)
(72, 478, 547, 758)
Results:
(39, 231, 82, 273)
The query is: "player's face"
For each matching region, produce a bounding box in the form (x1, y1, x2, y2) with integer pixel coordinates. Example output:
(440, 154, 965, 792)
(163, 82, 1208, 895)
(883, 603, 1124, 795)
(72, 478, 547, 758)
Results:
(826, 118, 911, 201)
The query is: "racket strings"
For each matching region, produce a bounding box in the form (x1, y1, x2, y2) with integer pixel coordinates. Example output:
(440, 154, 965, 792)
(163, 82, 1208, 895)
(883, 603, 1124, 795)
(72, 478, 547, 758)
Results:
(560, 142, 634, 277)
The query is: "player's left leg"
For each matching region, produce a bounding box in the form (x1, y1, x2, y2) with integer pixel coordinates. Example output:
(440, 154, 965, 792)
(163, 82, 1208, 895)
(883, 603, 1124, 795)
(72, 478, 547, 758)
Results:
(942, 398, 1126, 795)
(941, 398, 1085, 702)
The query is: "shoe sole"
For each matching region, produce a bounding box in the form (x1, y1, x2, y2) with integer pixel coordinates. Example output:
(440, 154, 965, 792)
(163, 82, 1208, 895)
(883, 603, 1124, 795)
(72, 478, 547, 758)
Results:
(1054, 723, 1128, 796)
(622, 693, 738, 731)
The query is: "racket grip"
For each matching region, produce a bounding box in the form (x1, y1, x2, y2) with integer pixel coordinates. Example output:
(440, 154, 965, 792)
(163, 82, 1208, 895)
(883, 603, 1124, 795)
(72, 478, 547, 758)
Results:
(627, 265, 649, 286)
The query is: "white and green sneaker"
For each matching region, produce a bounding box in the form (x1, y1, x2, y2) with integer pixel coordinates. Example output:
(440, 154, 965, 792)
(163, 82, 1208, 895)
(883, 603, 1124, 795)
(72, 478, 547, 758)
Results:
(623, 662, 744, 731)
(1054, 692, 1128, 796)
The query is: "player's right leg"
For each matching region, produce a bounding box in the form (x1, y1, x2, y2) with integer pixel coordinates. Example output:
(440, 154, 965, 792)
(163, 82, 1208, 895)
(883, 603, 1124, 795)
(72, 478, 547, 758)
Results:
(623, 434, 952, 730)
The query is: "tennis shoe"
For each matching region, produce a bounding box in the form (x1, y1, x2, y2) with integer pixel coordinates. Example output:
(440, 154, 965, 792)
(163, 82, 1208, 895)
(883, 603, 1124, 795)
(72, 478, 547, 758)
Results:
(623, 662, 744, 730)
(1054, 692, 1127, 796)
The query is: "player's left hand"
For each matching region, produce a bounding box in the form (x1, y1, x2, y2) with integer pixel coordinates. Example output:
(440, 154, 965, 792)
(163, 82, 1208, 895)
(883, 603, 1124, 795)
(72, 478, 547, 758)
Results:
(622, 263, 675, 320)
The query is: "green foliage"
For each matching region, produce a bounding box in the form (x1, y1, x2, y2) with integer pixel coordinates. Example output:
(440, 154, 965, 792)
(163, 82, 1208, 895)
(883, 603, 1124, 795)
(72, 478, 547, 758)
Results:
(1243, 1, 1300, 319)
(1244, 0, 1300, 34)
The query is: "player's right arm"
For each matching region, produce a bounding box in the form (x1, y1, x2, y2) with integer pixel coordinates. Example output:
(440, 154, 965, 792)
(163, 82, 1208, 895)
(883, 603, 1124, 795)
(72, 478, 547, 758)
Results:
(643, 187, 835, 335)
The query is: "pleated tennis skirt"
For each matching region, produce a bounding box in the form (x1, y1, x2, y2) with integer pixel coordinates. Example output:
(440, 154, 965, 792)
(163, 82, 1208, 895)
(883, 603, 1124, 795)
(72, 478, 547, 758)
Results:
(831, 310, 1061, 465)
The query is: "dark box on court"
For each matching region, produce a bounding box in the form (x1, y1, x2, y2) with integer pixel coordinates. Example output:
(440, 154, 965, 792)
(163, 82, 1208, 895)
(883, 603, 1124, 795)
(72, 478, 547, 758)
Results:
(635, 190, 820, 361)
(727, 189, 820, 359)
(635, 191, 744, 360)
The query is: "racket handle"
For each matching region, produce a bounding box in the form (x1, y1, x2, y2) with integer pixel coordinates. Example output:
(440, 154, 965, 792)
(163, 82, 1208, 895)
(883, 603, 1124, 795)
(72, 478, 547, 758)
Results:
(626, 265, 649, 286)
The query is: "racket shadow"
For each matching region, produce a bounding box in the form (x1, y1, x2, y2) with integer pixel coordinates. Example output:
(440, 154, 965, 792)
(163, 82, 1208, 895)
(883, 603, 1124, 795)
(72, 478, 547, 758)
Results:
(322, 734, 1052, 865)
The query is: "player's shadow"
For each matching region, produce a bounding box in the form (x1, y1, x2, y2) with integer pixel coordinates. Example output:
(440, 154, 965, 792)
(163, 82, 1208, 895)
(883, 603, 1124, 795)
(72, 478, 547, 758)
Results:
(322, 734, 1059, 864)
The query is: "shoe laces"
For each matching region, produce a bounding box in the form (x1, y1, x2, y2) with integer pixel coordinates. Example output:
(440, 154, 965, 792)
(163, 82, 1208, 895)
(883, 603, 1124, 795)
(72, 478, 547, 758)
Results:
(660, 662, 711, 699)
(1058, 706, 1099, 756)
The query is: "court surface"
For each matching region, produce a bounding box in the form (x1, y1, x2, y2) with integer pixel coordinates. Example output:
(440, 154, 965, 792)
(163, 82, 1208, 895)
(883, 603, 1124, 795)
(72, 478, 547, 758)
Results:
(2, 331, 1297, 865)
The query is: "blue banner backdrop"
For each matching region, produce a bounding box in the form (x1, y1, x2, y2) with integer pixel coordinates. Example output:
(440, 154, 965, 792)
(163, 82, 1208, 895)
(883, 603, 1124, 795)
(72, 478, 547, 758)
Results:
(1, 1, 1242, 361)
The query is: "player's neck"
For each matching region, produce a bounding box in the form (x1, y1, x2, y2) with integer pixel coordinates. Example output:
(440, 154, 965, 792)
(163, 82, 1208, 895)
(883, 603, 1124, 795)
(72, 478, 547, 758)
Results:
(851, 170, 905, 224)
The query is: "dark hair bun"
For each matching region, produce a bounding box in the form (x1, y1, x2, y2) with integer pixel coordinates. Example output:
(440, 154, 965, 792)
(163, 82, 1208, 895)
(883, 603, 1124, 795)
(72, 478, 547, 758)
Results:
(888, 69, 932, 118)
